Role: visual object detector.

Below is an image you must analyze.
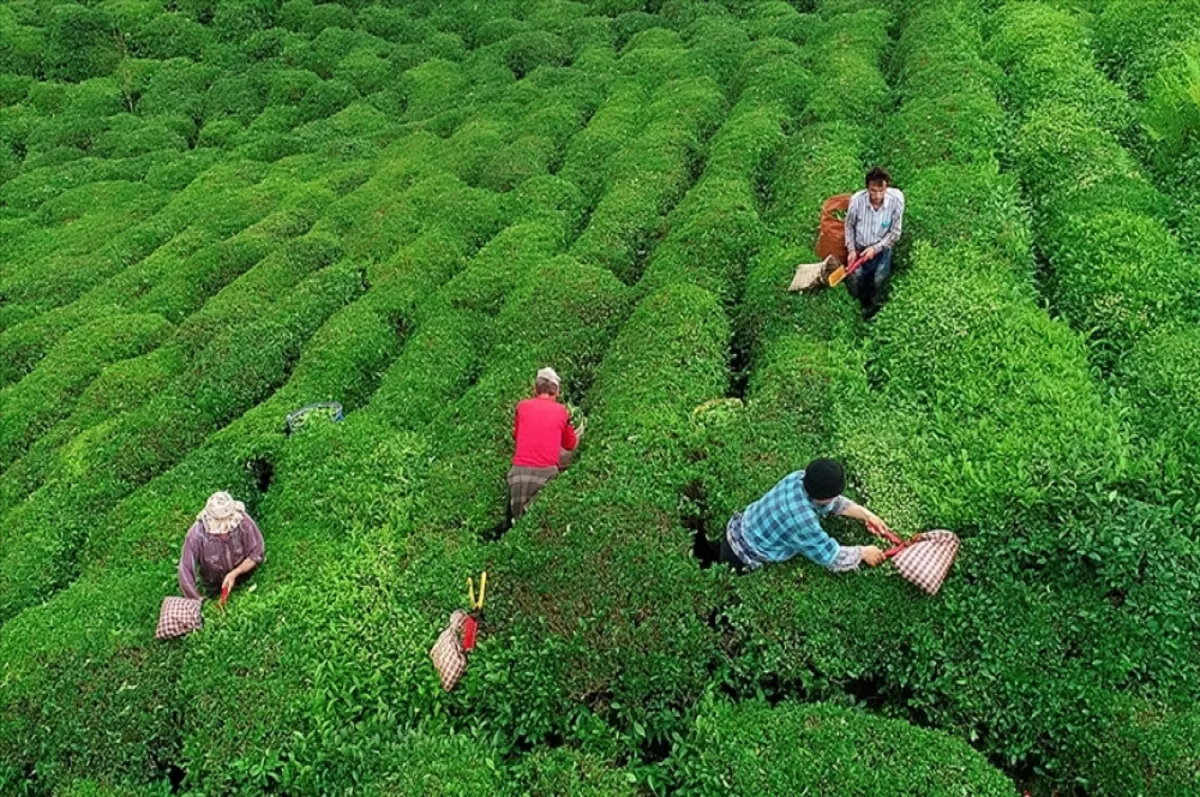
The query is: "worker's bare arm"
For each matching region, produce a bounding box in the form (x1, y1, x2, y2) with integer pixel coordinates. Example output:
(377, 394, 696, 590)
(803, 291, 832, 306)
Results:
(221, 557, 259, 593)
(834, 499, 892, 536)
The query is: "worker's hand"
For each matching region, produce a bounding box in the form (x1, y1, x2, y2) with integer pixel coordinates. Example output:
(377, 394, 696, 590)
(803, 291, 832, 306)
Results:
(848, 250, 857, 264)
(862, 246, 877, 262)
(864, 512, 891, 538)
(861, 546, 886, 567)
(221, 572, 237, 595)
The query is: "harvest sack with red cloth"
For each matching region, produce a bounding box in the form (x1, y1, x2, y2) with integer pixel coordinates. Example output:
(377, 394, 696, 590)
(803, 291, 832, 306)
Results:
(430, 610, 470, 691)
(816, 194, 852, 264)
(156, 596, 203, 639)
(873, 528, 960, 595)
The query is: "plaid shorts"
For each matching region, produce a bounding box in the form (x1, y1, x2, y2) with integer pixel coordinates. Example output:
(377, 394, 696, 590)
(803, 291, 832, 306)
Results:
(507, 465, 560, 520)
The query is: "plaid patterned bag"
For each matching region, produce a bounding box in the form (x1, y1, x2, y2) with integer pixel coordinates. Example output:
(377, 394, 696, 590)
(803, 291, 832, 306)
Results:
(885, 530, 959, 595)
(155, 596, 203, 639)
(430, 610, 469, 691)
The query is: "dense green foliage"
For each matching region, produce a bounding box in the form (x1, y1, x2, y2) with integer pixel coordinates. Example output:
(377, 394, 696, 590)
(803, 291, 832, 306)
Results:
(0, 0, 1197, 794)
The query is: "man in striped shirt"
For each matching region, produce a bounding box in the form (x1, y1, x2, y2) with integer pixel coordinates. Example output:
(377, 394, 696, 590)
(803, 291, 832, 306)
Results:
(845, 166, 905, 320)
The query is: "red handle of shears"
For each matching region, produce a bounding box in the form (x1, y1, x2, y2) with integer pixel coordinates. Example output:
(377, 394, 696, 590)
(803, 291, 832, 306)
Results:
(869, 526, 908, 558)
(219, 583, 231, 610)
(845, 254, 868, 275)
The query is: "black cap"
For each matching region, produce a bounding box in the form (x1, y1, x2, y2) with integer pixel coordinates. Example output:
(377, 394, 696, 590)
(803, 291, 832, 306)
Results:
(803, 458, 845, 500)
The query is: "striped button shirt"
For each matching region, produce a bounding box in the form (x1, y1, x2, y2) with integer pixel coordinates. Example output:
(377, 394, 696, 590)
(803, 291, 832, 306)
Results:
(844, 187, 905, 252)
(729, 471, 849, 568)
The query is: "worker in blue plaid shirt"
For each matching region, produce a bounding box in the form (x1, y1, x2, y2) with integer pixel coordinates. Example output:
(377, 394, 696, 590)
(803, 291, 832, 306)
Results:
(714, 458, 891, 573)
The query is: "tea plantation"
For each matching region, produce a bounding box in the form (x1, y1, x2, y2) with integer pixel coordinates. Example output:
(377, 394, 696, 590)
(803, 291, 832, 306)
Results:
(1, 0, 1198, 794)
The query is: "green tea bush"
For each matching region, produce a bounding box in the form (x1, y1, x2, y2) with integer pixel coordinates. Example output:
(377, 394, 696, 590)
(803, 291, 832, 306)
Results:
(768, 120, 864, 243)
(1038, 208, 1198, 355)
(0, 570, 189, 793)
(704, 104, 786, 181)
(884, 92, 1004, 178)
(511, 748, 636, 796)
(279, 0, 357, 37)
(570, 77, 725, 282)
(504, 31, 573, 78)
(616, 28, 708, 89)
(0, 314, 172, 469)
(415, 256, 631, 532)
(0, 263, 363, 622)
(993, 10, 1200, 361)
(899, 162, 1032, 271)
(984, 3, 1133, 134)
(177, 422, 439, 794)
(45, 4, 121, 82)
(0, 10, 44, 76)
(131, 12, 214, 61)
(0, 251, 432, 789)
(1093, 0, 1200, 98)
(1118, 325, 1200, 507)
(1008, 101, 1142, 208)
(439, 221, 564, 314)
(848, 241, 1127, 534)
(400, 57, 470, 121)
(639, 176, 766, 308)
(0, 181, 171, 318)
(557, 81, 648, 202)
(478, 283, 731, 751)
(732, 38, 813, 116)
(211, 0, 279, 43)
(365, 308, 484, 430)
(668, 700, 1014, 795)
(683, 17, 750, 97)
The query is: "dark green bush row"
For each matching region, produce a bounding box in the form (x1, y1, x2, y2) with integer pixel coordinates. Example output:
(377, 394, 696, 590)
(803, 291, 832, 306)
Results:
(1118, 323, 1200, 510)
(984, 3, 1133, 135)
(479, 282, 733, 755)
(989, 4, 1200, 358)
(0, 181, 170, 324)
(799, 4, 891, 126)
(570, 76, 726, 282)
(0, 88, 602, 784)
(0, 158, 333, 387)
(668, 700, 1013, 794)
(1093, 0, 1200, 99)
(0, 188, 326, 405)
(0, 262, 363, 624)
(0, 314, 172, 470)
(724, 3, 1200, 790)
(557, 80, 649, 204)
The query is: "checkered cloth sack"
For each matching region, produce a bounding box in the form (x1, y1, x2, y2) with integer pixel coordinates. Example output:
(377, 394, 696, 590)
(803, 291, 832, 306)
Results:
(889, 530, 959, 595)
(155, 596, 203, 639)
(430, 610, 470, 692)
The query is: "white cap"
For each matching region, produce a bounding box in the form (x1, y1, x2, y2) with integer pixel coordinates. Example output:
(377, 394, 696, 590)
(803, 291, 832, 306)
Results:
(536, 367, 561, 387)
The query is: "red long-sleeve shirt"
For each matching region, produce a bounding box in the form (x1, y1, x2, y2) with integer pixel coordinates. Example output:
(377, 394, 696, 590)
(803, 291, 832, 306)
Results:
(512, 395, 577, 468)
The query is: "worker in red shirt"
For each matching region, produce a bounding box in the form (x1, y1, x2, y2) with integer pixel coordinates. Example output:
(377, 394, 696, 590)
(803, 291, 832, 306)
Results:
(507, 367, 580, 521)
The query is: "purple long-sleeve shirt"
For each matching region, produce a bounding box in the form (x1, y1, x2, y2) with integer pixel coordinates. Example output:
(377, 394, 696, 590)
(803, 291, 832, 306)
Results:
(178, 516, 265, 599)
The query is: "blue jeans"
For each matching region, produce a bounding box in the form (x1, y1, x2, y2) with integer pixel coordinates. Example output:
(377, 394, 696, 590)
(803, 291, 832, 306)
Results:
(845, 247, 893, 309)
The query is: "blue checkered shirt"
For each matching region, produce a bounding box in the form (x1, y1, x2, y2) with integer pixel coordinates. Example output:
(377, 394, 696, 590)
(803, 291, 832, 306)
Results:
(733, 471, 848, 568)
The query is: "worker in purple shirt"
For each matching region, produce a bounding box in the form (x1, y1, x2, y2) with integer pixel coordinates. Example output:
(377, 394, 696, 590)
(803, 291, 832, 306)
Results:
(178, 491, 265, 600)
(845, 166, 905, 320)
